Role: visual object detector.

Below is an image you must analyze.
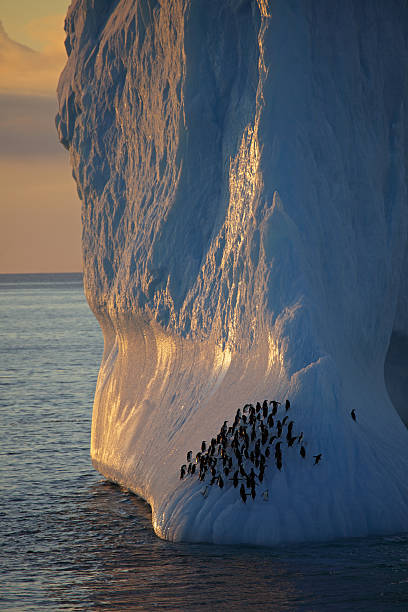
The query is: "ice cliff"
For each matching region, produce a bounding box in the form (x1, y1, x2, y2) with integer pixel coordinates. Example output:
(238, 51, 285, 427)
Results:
(57, 0, 408, 545)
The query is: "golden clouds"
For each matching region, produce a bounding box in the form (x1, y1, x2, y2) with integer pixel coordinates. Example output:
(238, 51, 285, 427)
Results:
(0, 17, 66, 96)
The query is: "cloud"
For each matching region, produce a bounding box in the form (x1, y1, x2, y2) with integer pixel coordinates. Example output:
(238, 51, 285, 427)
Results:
(0, 18, 66, 96)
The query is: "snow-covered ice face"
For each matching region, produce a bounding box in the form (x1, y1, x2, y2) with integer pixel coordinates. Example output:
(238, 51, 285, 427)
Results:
(56, 0, 408, 545)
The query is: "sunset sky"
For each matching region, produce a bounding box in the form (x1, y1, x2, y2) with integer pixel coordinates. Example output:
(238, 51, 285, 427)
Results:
(0, 0, 82, 273)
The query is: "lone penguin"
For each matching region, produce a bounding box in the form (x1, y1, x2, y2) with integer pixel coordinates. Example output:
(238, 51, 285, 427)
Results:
(285, 399, 290, 412)
(313, 453, 322, 465)
(300, 445, 306, 459)
(351, 409, 357, 422)
(180, 465, 186, 479)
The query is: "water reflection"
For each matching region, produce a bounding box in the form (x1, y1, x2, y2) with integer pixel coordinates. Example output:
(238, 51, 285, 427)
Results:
(45, 480, 408, 611)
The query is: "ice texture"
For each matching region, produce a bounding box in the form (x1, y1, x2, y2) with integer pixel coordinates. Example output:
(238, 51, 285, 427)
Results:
(57, 0, 408, 545)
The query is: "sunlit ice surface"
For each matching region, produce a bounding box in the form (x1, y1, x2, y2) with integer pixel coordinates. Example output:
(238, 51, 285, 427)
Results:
(56, 0, 408, 545)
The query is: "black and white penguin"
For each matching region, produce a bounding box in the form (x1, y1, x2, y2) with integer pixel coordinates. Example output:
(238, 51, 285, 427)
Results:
(351, 409, 356, 422)
(262, 400, 268, 418)
(285, 399, 290, 412)
(180, 465, 186, 479)
(270, 400, 280, 415)
(201, 441, 206, 453)
(187, 451, 192, 463)
(313, 453, 322, 465)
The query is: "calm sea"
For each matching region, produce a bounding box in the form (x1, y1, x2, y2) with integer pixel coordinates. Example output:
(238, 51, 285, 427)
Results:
(1, 273, 407, 611)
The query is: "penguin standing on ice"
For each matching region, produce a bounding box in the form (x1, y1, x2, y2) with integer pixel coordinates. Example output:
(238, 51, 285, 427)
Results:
(201, 441, 206, 452)
(285, 399, 290, 412)
(187, 451, 192, 462)
(313, 453, 322, 465)
(300, 445, 306, 459)
(351, 409, 357, 422)
(180, 465, 186, 479)
(270, 400, 280, 415)
(240, 483, 247, 503)
(262, 400, 268, 418)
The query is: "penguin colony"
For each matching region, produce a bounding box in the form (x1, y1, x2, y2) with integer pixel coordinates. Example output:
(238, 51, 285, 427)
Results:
(179, 399, 324, 503)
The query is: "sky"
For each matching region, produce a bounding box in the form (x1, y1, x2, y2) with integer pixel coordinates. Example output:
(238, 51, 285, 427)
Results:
(0, 0, 82, 273)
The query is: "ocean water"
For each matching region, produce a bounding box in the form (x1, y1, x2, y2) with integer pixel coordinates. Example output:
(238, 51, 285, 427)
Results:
(1, 274, 407, 612)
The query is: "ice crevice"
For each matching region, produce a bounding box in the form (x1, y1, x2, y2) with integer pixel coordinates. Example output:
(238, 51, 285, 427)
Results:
(57, 0, 408, 545)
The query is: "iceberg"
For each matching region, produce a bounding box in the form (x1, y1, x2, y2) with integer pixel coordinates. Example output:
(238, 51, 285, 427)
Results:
(57, 0, 408, 545)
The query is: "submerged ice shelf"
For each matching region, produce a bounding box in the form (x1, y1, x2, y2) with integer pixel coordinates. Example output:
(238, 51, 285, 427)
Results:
(57, 0, 408, 545)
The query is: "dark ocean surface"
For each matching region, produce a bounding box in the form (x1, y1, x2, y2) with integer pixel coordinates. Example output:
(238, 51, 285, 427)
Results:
(1, 274, 407, 611)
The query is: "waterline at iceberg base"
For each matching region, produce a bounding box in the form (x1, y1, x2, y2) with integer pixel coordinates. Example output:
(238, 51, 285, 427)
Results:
(57, 0, 408, 545)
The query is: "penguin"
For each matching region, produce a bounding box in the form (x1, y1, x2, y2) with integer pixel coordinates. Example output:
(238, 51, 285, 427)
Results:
(262, 489, 269, 501)
(287, 420, 294, 434)
(351, 409, 356, 422)
(251, 486, 256, 500)
(269, 435, 276, 445)
(282, 416, 289, 426)
(276, 457, 282, 471)
(277, 421, 282, 438)
(300, 445, 306, 458)
(201, 486, 209, 498)
(287, 435, 297, 447)
(285, 399, 290, 412)
(267, 414, 274, 428)
(313, 453, 322, 465)
(187, 451, 192, 463)
(201, 441, 206, 453)
(240, 484, 247, 503)
(256, 402, 262, 413)
(180, 465, 186, 479)
(232, 471, 239, 488)
(210, 475, 217, 485)
(187, 463, 192, 474)
(270, 400, 280, 415)
(265, 447, 270, 458)
(262, 429, 268, 445)
(196, 452, 201, 463)
(218, 475, 224, 489)
(297, 432, 303, 444)
(262, 400, 268, 418)
(191, 464, 196, 474)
